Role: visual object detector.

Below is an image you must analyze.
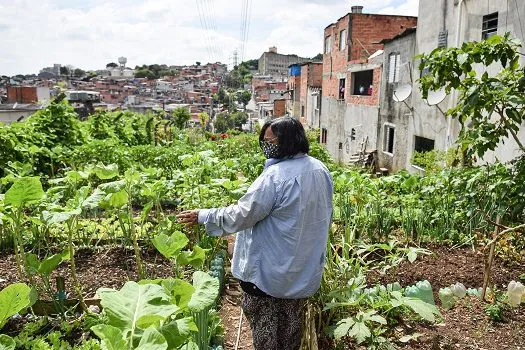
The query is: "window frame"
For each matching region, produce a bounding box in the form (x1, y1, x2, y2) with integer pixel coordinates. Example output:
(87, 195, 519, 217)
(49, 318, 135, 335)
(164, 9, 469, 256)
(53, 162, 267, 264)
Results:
(383, 123, 395, 155)
(388, 53, 401, 83)
(482, 12, 498, 40)
(339, 29, 347, 51)
(324, 35, 332, 54)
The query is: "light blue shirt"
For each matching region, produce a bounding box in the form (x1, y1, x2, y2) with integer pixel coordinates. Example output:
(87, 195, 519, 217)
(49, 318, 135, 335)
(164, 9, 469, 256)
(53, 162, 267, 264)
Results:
(198, 154, 333, 298)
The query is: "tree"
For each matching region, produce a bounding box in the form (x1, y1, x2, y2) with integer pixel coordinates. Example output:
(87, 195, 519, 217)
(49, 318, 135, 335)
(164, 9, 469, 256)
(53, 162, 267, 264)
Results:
(214, 111, 248, 133)
(135, 69, 156, 80)
(60, 66, 70, 76)
(106, 62, 118, 68)
(311, 53, 323, 61)
(172, 107, 191, 129)
(196, 62, 201, 67)
(198, 111, 209, 127)
(236, 90, 252, 108)
(418, 33, 525, 159)
(73, 68, 85, 78)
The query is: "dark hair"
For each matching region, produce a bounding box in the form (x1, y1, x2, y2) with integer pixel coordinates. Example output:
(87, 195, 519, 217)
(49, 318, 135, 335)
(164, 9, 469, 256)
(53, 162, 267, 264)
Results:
(259, 117, 309, 158)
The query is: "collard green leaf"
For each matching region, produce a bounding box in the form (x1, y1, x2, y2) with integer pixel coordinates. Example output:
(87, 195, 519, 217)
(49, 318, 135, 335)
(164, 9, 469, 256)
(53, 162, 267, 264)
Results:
(135, 326, 167, 350)
(160, 317, 197, 350)
(38, 250, 70, 275)
(152, 231, 189, 259)
(188, 272, 220, 313)
(97, 282, 179, 334)
(93, 163, 119, 180)
(0, 283, 35, 329)
(4, 177, 44, 208)
(91, 324, 129, 350)
(162, 279, 194, 311)
(177, 246, 207, 268)
(42, 209, 81, 225)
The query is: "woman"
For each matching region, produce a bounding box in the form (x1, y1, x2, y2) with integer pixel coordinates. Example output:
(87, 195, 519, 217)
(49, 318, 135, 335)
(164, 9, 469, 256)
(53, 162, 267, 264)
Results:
(177, 116, 333, 350)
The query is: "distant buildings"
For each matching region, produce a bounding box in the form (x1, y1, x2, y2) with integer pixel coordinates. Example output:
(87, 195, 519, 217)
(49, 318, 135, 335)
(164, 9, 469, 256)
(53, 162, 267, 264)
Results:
(258, 47, 310, 78)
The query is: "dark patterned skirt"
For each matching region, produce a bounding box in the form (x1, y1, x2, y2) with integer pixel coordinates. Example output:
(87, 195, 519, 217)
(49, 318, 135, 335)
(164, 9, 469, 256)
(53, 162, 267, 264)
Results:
(241, 291, 306, 350)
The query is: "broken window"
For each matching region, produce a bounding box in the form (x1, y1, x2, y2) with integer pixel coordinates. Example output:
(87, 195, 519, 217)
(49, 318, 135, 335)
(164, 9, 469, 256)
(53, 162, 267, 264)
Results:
(352, 70, 373, 96)
(482, 12, 498, 40)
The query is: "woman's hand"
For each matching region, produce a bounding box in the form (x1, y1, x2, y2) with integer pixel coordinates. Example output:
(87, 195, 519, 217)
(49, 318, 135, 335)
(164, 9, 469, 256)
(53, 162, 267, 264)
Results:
(176, 210, 200, 227)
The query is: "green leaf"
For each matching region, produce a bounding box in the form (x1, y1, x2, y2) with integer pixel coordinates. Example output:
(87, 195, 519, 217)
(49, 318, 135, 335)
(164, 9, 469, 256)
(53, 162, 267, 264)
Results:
(0, 283, 35, 329)
(152, 231, 189, 259)
(161, 279, 194, 311)
(97, 282, 179, 335)
(42, 209, 81, 225)
(160, 318, 197, 349)
(38, 250, 70, 275)
(93, 163, 119, 180)
(4, 177, 44, 208)
(91, 324, 129, 350)
(333, 317, 355, 339)
(407, 248, 418, 263)
(177, 246, 207, 269)
(349, 320, 370, 344)
(135, 326, 167, 350)
(105, 190, 128, 209)
(82, 188, 106, 209)
(403, 297, 441, 322)
(188, 272, 220, 313)
(0, 335, 15, 350)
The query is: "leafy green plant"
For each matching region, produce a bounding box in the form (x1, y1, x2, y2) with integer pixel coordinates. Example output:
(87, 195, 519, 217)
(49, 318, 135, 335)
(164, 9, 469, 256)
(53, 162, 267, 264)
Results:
(0, 283, 36, 329)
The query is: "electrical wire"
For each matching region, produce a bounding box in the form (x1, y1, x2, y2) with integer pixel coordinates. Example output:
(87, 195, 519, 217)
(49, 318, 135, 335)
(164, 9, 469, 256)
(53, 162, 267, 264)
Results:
(514, 0, 525, 42)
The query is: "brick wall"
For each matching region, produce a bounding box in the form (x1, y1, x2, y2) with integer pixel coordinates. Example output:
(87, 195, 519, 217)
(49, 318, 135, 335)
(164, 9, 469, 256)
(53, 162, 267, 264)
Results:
(274, 99, 286, 117)
(322, 13, 416, 102)
(7, 86, 38, 103)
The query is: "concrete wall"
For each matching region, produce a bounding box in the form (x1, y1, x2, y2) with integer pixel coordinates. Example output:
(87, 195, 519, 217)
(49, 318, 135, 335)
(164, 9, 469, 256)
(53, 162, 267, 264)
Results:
(378, 31, 419, 172)
(322, 96, 379, 163)
(0, 110, 36, 123)
(415, 0, 525, 164)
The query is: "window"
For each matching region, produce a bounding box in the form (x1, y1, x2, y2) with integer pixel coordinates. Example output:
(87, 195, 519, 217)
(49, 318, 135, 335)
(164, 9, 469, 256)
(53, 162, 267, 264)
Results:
(383, 124, 395, 154)
(352, 70, 373, 96)
(321, 128, 327, 143)
(414, 136, 435, 153)
(301, 105, 305, 117)
(388, 53, 400, 83)
(339, 29, 347, 51)
(338, 78, 346, 100)
(324, 36, 332, 54)
(482, 12, 498, 40)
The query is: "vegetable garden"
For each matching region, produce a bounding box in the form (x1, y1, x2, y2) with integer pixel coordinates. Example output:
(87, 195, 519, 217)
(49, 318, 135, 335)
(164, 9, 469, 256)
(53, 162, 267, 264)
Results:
(0, 97, 523, 350)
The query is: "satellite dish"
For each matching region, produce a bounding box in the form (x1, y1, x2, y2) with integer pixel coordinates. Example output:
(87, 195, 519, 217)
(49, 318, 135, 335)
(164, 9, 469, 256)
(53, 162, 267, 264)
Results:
(425, 89, 446, 106)
(393, 84, 412, 102)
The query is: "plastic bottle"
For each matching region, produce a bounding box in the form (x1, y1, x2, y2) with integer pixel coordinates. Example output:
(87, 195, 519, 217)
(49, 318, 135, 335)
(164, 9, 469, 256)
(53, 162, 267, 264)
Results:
(405, 280, 435, 305)
(507, 281, 525, 307)
(450, 282, 467, 299)
(439, 287, 455, 310)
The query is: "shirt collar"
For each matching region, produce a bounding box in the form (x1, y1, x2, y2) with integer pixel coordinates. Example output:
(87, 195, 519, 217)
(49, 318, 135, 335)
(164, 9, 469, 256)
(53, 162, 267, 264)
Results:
(264, 153, 307, 169)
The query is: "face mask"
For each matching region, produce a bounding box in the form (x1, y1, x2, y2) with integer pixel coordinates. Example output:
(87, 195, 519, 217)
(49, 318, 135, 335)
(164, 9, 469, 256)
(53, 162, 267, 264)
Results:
(260, 141, 280, 159)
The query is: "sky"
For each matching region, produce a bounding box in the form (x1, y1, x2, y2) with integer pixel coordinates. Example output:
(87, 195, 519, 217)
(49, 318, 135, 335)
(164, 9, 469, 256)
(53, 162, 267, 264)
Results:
(0, 0, 419, 76)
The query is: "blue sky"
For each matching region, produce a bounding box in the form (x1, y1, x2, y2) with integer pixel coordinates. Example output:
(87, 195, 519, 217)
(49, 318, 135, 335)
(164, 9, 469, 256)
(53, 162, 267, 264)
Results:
(0, 0, 418, 76)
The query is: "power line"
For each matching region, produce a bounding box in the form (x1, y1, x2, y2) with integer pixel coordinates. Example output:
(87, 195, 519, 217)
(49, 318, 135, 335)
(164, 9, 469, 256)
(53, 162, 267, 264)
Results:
(196, 0, 213, 63)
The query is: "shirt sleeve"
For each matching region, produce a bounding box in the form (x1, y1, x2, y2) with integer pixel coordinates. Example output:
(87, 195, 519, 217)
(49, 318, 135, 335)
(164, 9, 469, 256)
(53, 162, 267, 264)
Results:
(198, 173, 277, 237)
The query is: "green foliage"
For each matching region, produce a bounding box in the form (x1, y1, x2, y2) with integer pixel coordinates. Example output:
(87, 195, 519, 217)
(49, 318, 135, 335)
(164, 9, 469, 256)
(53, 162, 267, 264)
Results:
(418, 33, 525, 158)
(172, 107, 191, 129)
(0, 334, 15, 350)
(0, 283, 36, 329)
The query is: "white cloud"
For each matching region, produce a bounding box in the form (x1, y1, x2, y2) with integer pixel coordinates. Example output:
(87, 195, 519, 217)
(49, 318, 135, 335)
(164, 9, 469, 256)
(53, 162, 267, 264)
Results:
(0, 0, 419, 75)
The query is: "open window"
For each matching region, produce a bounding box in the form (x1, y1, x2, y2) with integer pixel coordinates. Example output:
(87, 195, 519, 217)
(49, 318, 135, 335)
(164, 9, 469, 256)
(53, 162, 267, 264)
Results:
(339, 78, 346, 100)
(482, 12, 498, 40)
(388, 53, 400, 83)
(352, 70, 373, 96)
(339, 29, 347, 51)
(414, 136, 435, 153)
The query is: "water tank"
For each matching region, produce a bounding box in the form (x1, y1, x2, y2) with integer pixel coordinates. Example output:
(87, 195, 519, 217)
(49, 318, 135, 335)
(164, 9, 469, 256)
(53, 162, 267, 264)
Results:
(118, 57, 127, 66)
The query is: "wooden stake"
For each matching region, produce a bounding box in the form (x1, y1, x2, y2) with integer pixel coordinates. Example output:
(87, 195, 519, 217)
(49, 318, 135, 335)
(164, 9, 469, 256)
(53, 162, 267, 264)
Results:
(482, 216, 500, 301)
